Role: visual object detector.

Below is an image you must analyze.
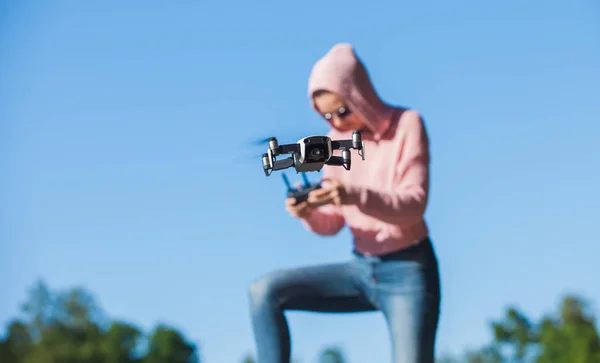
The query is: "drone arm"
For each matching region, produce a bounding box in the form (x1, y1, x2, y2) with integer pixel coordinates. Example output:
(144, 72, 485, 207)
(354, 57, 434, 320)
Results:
(325, 156, 345, 166)
(330, 140, 353, 150)
(331, 131, 365, 161)
(272, 157, 295, 171)
(278, 144, 301, 154)
(325, 155, 351, 170)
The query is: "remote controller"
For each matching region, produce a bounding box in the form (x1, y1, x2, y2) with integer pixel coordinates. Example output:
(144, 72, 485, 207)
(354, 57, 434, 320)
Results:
(282, 173, 322, 205)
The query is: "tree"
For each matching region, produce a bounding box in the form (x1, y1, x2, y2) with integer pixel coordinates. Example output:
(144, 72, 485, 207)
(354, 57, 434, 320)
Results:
(144, 325, 199, 363)
(4, 280, 599, 363)
(535, 295, 600, 363)
(463, 345, 504, 363)
(318, 346, 347, 363)
(101, 321, 143, 363)
(239, 352, 302, 363)
(240, 353, 256, 363)
(491, 306, 536, 362)
(436, 353, 461, 363)
(441, 294, 600, 363)
(0, 279, 200, 363)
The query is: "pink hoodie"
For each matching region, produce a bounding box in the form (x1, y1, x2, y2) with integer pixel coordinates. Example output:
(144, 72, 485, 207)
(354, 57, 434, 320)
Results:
(302, 43, 430, 256)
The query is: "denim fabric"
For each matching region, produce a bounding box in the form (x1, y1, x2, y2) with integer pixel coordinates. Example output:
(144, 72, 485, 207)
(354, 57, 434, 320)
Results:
(248, 238, 441, 363)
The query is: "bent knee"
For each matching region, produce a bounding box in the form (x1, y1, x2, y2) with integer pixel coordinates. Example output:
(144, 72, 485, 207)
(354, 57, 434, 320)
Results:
(248, 274, 277, 307)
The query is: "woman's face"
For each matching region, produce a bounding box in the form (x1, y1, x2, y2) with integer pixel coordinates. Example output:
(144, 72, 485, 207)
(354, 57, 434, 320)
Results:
(313, 91, 366, 132)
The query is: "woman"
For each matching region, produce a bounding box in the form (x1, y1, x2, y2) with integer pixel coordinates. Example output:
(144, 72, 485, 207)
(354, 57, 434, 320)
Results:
(248, 43, 441, 363)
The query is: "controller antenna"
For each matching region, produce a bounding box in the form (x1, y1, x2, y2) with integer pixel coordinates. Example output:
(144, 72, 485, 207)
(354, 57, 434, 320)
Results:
(282, 173, 293, 191)
(301, 172, 310, 188)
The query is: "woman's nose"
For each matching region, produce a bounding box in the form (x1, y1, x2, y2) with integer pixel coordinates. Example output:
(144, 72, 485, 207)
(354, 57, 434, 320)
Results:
(332, 118, 345, 128)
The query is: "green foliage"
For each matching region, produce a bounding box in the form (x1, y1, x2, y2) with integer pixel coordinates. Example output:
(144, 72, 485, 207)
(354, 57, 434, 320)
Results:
(534, 296, 600, 363)
(440, 294, 600, 363)
(318, 346, 347, 363)
(144, 325, 198, 363)
(491, 307, 535, 361)
(3, 280, 599, 363)
(463, 345, 504, 363)
(239, 353, 256, 363)
(0, 279, 200, 363)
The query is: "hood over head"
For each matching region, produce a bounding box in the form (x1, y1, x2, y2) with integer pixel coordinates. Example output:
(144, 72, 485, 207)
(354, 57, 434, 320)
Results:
(307, 43, 394, 140)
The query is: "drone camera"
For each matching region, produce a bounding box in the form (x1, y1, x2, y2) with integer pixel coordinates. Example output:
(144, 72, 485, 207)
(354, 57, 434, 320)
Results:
(302, 136, 331, 163)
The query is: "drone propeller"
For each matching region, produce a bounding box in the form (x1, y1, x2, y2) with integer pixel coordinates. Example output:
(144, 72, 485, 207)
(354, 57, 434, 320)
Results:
(232, 152, 263, 165)
(251, 136, 276, 146)
(250, 129, 318, 146)
(232, 136, 280, 164)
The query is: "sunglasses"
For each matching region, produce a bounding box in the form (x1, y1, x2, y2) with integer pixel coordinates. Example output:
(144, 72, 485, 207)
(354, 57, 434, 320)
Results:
(323, 106, 352, 121)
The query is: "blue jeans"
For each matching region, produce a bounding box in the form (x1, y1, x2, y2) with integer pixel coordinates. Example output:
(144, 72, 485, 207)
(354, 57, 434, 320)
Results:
(248, 237, 441, 363)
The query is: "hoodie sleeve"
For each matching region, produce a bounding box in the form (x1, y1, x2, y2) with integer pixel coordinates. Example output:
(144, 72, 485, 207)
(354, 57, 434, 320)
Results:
(344, 112, 430, 226)
(299, 203, 346, 236)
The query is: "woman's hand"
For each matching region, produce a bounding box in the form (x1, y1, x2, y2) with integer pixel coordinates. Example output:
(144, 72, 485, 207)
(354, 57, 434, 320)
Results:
(307, 178, 348, 207)
(285, 198, 313, 218)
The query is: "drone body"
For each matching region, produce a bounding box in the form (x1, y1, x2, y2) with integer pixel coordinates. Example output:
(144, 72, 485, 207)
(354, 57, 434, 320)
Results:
(262, 130, 365, 176)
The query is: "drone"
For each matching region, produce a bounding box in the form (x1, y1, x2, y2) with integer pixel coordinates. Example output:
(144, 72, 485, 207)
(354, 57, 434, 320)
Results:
(261, 130, 365, 176)
(282, 172, 322, 205)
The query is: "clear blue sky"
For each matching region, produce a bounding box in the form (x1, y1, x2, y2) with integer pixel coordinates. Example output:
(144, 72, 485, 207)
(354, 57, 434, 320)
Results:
(1, 1, 599, 362)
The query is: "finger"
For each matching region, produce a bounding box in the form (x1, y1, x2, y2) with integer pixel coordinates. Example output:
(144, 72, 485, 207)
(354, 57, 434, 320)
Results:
(320, 177, 338, 186)
(295, 202, 312, 215)
(308, 198, 333, 208)
(286, 198, 297, 206)
(333, 194, 342, 206)
(306, 192, 323, 204)
(310, 188, 338, 201)
(309, 187, 332, 198)
(307, 190, 336, 205)
(287, 205, 300, 215)
(328, 190, 340, 204)
(294, 200, 309, 209)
